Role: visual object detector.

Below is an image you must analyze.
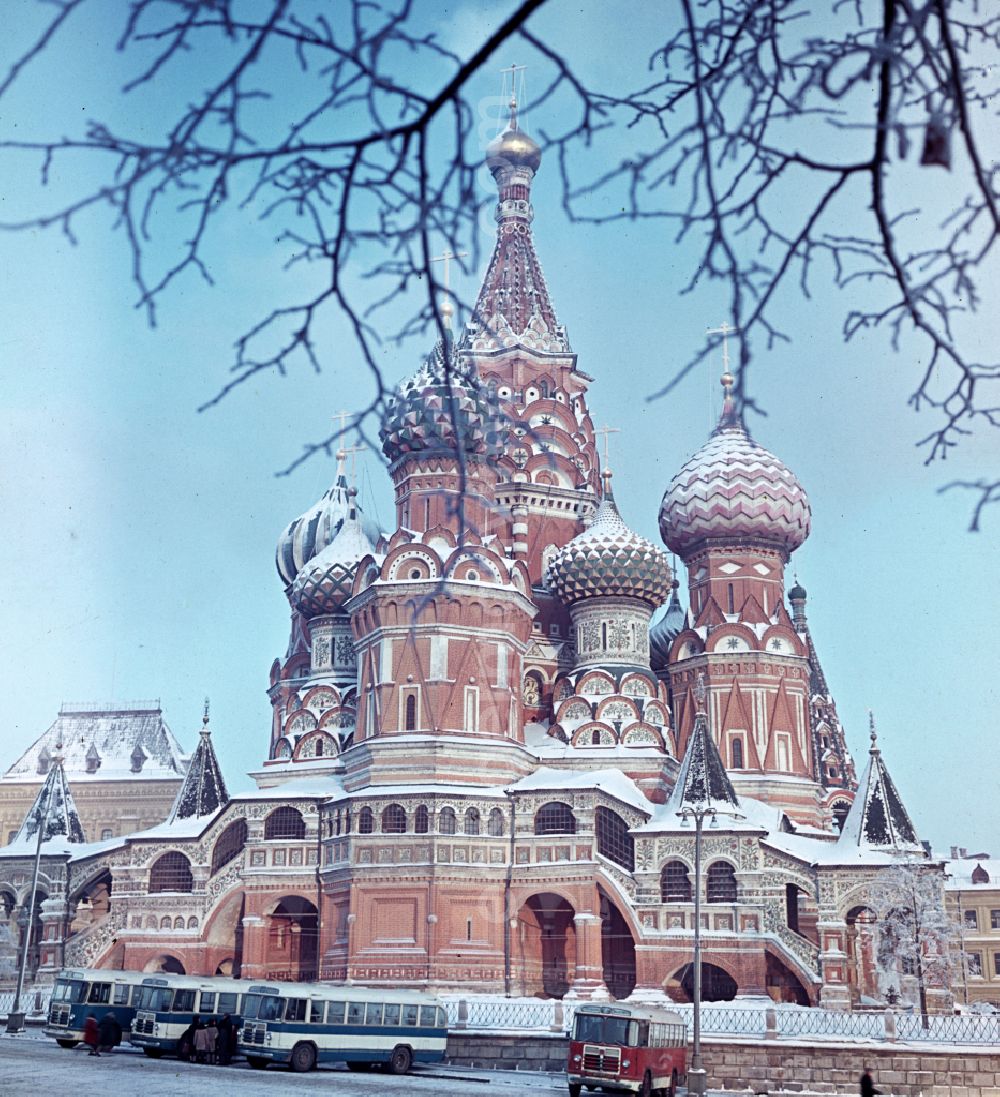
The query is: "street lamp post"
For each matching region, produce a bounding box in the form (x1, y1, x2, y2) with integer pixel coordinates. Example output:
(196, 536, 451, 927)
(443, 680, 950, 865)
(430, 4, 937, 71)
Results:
(6, 775, 53, 1034)
(680, 803, 714, 1097)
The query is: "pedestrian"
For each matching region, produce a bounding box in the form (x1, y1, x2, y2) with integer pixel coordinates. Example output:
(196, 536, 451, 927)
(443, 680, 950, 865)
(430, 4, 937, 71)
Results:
(216, 1013, 234, 1066)
(860, 1068, 882, 1096)
(193, 1017, 213, 1063)
(179, 1014, 201, 1062)
(83, 1013, 100, 1057)
(97, 1011, 121, 1053)
(204, 1017, 219, 1065)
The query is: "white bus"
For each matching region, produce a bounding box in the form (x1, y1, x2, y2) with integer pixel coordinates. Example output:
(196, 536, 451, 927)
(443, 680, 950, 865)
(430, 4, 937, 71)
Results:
(237, 981, 448, 1074)
(130, 973, 256, 1057)
(45, 968, 148, 1048)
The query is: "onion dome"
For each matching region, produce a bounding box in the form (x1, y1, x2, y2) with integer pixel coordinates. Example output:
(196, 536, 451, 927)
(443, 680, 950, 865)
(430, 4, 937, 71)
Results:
(788, 580, 807, 602)
(486, 99, 542, 176)
(546, 471, 672, 606)
(650, 579, 686, 671)
(659, 372, 811, 557)
(276, 450, 382, 588)
(290, 490, 377, 618)
(380, 338, 506, 464)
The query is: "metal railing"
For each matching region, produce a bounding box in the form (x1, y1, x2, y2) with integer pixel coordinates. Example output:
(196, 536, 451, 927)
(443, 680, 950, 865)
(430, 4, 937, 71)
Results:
(442, 995, 1000, 1045)
(0, 987, 50, 1017)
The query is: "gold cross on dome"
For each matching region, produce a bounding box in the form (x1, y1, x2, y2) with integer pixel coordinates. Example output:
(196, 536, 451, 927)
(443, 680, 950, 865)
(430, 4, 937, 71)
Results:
(706, 320, 738, 371)
(594, 424, 620, 468)
(430, 250, 468, 295)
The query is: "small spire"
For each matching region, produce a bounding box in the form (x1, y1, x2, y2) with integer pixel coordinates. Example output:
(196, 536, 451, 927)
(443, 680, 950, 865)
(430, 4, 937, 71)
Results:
(601, 467, 615, 502)
(202, 696, 211, 736)
(869, 710, 879, 752)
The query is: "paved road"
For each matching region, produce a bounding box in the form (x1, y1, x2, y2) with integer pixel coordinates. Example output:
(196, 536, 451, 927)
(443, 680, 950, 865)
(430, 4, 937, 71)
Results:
(0, 1034, 570, 1097)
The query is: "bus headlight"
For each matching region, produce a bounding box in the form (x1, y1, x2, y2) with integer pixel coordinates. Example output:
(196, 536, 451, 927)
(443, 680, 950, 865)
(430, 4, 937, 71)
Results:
(622, 1059, 631, 1069)
(572, 1055, 581, 1063)
(265, 1031, 272, 1044)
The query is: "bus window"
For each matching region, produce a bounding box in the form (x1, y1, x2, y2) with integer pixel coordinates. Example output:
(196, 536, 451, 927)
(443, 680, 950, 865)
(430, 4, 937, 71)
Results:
(285, 998, 307, 1022)
(53, 980, 87, 1003)
(113, 984, 132, 1006)
(437, 1007, 448, 1028)
(326, 1001, 345, 1025)
(634, 1021, 649, 1047)
(173, 989, 196, 1012)
(347, 1002, 365, 1026)
(136, 986, 172, 1012)
(383, 1004, 400, 1026)
(309, 1000, 325, 1024)
(87, 983, 111, 1004)
(217, 993, 237, 1014)
(402, 1004, 419, 1026)
(200, 993, 216, 1014)
(419, 1006, 437, 1027)
(365, 1002, 383, 1026)
(257, 995, 282, 1021)
(573, 1013, 630, 1046)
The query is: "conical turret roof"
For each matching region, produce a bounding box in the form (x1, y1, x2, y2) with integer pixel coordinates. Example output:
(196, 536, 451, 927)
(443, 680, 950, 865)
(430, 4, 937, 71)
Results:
(837, 715, 921, 854)
(10, 754, 85, 848)
(664, 681, 740, 816)
(166, 706, 229, 824)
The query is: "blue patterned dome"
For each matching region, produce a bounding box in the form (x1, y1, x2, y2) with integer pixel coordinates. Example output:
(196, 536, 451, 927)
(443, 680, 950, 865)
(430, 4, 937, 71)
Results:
(290, 493, 377, 618)
(380, 339, 506, 465)
(546, 474, 672, 607)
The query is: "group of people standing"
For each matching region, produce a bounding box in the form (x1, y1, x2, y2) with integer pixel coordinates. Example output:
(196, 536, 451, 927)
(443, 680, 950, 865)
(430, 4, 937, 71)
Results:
(178, 1013, 237, 1065)
(82, 1012, 122, 1057)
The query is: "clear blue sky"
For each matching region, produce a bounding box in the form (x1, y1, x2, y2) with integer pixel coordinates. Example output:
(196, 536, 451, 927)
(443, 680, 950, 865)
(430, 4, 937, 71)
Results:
(0, 1, 996, 854)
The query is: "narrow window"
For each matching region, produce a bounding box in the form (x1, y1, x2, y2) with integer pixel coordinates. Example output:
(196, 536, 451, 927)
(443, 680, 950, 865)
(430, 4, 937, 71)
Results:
(405, 692, 417, 731)
(732, 738, 744, 769)
(359, 807, 374, 834)
(727, 583, 735, 614)
(414, 805, 429, 834)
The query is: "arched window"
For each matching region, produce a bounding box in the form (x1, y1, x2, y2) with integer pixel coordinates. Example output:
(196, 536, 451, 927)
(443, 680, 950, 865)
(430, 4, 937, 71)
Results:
(211, 819, 248, 875)
(706, 861, 738, 903)
(832, 801, 851, 832)
(149, 852, 193, 894)
(732, 738, 744, 769)
(465, 808, 481, 835)
(264, 806, 305, 840)
(414, 805, 429, 834)
(595, 806, 634, 871)
(660, 860, 692, 902)
(358, 807, 374, 834)
(534, 801, 576, 835)
(404, 693, 417, 731)
(591, 728, 602, 745)
(487, 808, 505, 836)
(438, 807, 457, 835)
(382, 803, 407, 834)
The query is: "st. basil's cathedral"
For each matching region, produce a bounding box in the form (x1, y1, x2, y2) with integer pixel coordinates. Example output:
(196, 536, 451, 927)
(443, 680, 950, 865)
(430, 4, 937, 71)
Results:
(0, 104, 950, 1015)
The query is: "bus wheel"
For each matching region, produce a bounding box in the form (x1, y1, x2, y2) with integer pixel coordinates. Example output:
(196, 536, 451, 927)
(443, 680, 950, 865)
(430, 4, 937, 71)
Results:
(667, 1068, 678, 1096)
(56, 1039, 79, 1049)
(387, 1045, 413, 1075)
(290, 1042, 316, 1073)
(640, 1071, 653, 1097)
(142, 1048, 163, 1059)
(568, 1084, 582, 1097)
(247, 1056, 268, 1070)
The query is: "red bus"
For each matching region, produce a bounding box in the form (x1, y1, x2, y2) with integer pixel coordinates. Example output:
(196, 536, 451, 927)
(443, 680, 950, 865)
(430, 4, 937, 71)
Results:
(567, 1003, 687, 1097)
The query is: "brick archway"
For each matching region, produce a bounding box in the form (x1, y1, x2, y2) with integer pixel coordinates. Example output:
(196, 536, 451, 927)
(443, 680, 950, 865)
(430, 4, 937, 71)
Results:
(264, 895, 318, 982)
(513, 892, 577, 999)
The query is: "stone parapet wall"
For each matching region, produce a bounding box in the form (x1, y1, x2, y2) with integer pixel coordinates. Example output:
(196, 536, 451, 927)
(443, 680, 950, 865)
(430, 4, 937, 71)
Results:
(444, 1032, 1000, 1096)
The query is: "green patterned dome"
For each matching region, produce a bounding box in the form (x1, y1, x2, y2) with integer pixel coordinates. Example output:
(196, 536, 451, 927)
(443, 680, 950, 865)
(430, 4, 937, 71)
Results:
(546, 474, 672, 607)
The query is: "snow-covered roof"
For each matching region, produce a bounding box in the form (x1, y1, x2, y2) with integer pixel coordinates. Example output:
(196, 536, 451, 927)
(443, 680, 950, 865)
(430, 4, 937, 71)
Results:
(5, 758, 85, 850)
(166, 716, 228, 824)
(836, 716, 922, 856)
(327, 782, 509, 804)
(944, 856, 997, 890)
(524, 721, 664, 761)
(3, 702, 187, 782)
(508, 768, 651, 815)
(234, 775, 346, 801)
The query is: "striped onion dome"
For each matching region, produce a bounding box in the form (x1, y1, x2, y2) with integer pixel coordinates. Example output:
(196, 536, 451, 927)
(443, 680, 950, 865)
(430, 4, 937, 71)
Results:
(275, 453, 381, 589)
(546, 473, 672, 607)
(379, 337, 505, 465)
(659, 373, 811, 557)
(289, 491, 377, 618)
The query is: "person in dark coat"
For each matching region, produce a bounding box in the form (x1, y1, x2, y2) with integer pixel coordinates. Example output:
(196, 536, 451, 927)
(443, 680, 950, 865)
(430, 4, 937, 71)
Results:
(97, 1012, 122, 1053)
(178, 1015, 201, 1062)
(216, 1014, 234, 1066)
(860, 1068, 882, 1096)
(83, 1014, 100, 1056)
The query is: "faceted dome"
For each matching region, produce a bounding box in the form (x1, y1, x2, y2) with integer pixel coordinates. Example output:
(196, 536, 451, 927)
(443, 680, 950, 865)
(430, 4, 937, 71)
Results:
(289, 494, 377, 618)
(649, 580, 686, 671)
(546, 474, 672, 607)
(659, 376, 811, 557)
(380, 338, 506, 464)
(276, 458, 381, 588)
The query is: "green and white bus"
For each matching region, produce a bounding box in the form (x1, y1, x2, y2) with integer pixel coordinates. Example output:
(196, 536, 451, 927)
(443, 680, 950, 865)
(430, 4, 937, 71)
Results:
(237, 982, 448, 1074)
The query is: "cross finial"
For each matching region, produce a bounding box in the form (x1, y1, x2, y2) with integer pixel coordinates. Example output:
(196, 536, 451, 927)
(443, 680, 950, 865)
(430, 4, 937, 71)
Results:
(594, 425, 620, 470)
(707, 320, 738, 372)
(499, 63, 528, 128)
(342, 442, 365, 491)
(430, 249, 468, 328)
